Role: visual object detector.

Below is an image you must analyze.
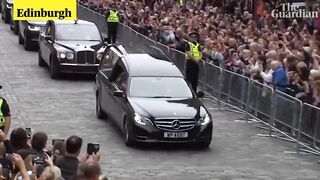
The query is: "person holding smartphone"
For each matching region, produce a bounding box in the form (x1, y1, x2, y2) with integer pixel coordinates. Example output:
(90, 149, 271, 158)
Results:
(0, 85, 11, 135)
(54, 135, 83, 180)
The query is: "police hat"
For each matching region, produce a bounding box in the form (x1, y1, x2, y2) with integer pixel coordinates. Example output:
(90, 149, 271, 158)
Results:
(188, 32, 199, 37)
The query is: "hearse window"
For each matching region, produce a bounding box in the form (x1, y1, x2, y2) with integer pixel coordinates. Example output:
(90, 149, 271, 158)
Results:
(109, 62, 123, 82)
(114, 71, 128, 92)
(101, 49, 119, 70)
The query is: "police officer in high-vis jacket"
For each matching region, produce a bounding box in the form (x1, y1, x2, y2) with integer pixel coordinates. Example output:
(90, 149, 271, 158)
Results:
(185, 32, 202, 93)
(105, 3, 120, 44)
(0, 85, 11, 135)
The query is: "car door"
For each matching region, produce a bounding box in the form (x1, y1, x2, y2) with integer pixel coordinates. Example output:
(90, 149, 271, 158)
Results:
(98, 47, 121, 121)
(107, 62, 128, 127)
(40, 22, 54, 63)
(112, 68, 129, 127)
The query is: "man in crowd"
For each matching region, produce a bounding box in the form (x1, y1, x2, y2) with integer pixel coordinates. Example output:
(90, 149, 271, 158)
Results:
(105, 2, 121, 44)
(54, 135, 82, 179)
(76, 160, 102, 180)
(185, 32, 202, 92)
(0, 85, 11, 135)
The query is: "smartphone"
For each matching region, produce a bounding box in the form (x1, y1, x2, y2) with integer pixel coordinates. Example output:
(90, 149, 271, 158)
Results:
(25, 128, 31, 139)
(87, 143, 100, 155)
(52, 139, 65, 146)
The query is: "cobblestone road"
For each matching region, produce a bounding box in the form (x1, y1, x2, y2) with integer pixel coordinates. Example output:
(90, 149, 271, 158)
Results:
(0, 20, 320, 180)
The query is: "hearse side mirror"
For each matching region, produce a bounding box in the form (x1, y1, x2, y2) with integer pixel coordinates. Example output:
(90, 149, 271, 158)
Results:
(197, 91, 205, 98)
(44, 35, 53, 41)
(103, 36, 108, 42)
(114, 90, 124, 97)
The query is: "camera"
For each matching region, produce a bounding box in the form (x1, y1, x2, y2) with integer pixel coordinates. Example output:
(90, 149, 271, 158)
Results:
(87, 143, 100, 155)
(52, 139, 65, 146)
(25, 128, 31, 139)
(32, 154, 48, 164)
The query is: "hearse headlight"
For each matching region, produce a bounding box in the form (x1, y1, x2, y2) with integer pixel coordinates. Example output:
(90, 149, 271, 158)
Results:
(28, 25, 40, 31)
(66, 52, 74, 60)
(134, 113, 152, 126)
(198, 114, 211, 126)
(96, 53, 103, 61)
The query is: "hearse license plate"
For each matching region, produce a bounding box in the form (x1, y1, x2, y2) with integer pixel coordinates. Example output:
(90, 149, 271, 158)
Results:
(164, 132, 188, 138)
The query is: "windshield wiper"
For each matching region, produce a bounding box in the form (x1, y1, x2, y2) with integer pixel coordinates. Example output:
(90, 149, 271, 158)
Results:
(148, 96, 172, 98)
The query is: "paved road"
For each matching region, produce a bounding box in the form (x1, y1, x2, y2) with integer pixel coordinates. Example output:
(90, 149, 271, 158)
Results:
(0, 20, 320, 180)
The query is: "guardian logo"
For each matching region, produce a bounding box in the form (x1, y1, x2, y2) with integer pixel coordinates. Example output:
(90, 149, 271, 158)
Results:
(271, 3, 318, 18)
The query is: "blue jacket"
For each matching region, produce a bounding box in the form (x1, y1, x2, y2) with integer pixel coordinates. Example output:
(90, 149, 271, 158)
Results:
(272, 66, 288, 92)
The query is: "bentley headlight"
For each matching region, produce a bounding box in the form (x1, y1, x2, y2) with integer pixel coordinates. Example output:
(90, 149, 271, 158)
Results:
(66, 52, 74, 60)
(96, 53, 103, 61)
(58, 53, 66, 59)
(198, 114, 211, 126)
(28, 25, 40, 31)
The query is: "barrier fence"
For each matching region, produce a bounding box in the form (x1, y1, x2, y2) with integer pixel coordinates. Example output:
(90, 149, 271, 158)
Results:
(77, 5, 320, 155)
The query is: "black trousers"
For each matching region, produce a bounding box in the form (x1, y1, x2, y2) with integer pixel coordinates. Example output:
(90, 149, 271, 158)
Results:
(186, 60, 199, 92)
(107, 22, 118, 44)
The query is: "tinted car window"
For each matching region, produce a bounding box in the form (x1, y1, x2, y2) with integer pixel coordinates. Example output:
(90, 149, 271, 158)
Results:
(101, 50, 119, 71)
(130, 77, 193, 98)
(114, 72, 128, 92)
(55, 24, 101, 41)
(45, 24, 53, 36)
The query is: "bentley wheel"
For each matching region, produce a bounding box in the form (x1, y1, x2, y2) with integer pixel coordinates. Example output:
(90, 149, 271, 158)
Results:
(18, 32, 24, 45)
(24, 35, 32, 51)
(124, 119, 134, 146)
(96, 92, 106, 119)
(50, 59, 61, 79)
(4, 9, 10, 24)
(13, 23, 19, 35)
(38, 51, 46, 67)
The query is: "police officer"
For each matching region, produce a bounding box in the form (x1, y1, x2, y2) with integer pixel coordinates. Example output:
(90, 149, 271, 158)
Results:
(0, 85, 11, 135)
(185, 32, 202, 92)
(106, 3, 120, 44)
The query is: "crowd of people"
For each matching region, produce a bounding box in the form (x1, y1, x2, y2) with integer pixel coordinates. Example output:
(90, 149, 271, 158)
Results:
(78, 0, 320, 107)
(0, 128, 107, 180)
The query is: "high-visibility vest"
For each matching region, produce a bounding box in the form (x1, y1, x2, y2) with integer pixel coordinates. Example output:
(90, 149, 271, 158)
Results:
(107, 10, 120, 23)
(179, 0, 184, 6)
(0, 99, 6, 128)
(187, 42, 201, 61)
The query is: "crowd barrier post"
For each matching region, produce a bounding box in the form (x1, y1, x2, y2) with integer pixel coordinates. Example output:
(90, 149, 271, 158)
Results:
(217, 68, 223, 110)
(269, 85, 277, 136)
(296, 103, 303, 154)
(244, 79, 251, 123)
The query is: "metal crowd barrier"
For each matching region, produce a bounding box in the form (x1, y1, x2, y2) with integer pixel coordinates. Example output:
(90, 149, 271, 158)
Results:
(77, 5, 320, 155)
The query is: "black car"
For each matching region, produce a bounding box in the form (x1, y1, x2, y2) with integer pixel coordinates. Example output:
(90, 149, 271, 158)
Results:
(95, 45, 213, 147)
(0, 0, 12, 23)
(18, 20, 47, 50)
(9, 4, 19, 35)
(38, 20, 107, 79)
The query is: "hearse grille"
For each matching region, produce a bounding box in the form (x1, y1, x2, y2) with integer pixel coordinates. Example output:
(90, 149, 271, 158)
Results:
(154, 118, 195, 131)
